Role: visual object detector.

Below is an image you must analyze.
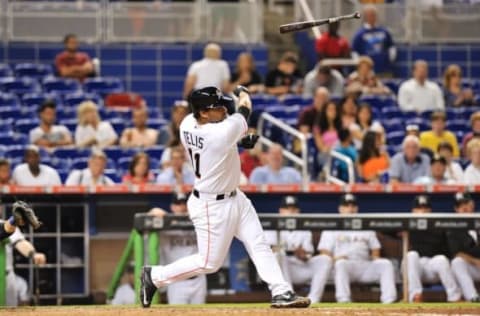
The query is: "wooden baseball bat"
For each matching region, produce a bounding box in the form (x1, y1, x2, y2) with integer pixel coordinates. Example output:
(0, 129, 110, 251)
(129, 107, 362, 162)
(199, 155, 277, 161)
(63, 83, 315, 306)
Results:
(279, 12, 361, 34)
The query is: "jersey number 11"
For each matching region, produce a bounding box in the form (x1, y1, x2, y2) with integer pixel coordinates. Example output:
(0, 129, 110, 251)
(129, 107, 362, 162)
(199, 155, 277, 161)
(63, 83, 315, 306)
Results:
(188, 148, 201, 178)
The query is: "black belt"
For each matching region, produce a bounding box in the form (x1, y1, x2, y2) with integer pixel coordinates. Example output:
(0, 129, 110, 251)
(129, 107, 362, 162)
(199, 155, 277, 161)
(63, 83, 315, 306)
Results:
(192, 189, 237, 201)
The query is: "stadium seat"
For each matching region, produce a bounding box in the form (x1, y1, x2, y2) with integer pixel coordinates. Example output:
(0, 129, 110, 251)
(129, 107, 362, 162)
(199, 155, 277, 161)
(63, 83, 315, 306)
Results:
(144, 146, 165, 160)
(0, 145, 5, 157)
(250, 94, 278, 106)
(0, 133, 28, 146)
(0, 64, 13, 77)
(0, 106, 21, 120)
(64, 92, 102, 107)
(405, 117, 429, 131)
(382, 78, 403, 94)
(53, 148, 91, 160)
(43, 77, 81, 95)
(4, 145, 27, 159)
(110, 118, 126, 136)
(282, 95, 304, 106)
(386, 131, 405, 146)
(117, 157, 132, 172)
(0, 92, 20, 107)
(146, 118, 166, 130)
(49, 158, 71, 172)
(0, 77, 41, 96)
(381, 106, 402, 120)
(264, 105, 288, 119)
(14, 63, 53, 79)
(447, 119, 468, 133)
(420, 110, 434, 121)
(15, 119, 39, 135)
(402, 111, 418, 120)
(22, 92, 61, 108)
(58, 170, 70, 183)
(56, 108, 77, 120)
(103, 147, 138, 161)
(72, 157, 115, 170)
(104, 169, 120, 183)
(0, 118, 14, 132)
(359, 95, 396, 110)
(84, 77, 124, 96)
(58, 119, 78, 133)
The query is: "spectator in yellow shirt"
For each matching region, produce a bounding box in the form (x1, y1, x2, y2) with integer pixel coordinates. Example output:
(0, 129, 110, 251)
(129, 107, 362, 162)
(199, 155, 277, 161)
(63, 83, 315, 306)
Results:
(419, 111, 459, 158)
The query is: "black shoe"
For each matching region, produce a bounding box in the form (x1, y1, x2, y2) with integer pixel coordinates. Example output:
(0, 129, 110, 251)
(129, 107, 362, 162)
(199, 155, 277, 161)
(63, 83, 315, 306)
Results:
(271, 291, 311, 308)
(140, 266, 156, 308)
(471, 296, 480, 303)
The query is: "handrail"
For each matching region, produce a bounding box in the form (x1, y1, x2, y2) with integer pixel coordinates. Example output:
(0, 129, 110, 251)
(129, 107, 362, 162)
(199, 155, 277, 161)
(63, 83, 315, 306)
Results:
(298, 0, 321, 38)
(257, 112, 309, 184)
(324, 150, 355, 185)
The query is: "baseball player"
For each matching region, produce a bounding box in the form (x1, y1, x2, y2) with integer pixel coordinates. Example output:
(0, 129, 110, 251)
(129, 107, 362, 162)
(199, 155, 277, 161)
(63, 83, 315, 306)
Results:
(448, 192, 480, 302)
(111, 263, 135, 305)
(141, 86, 310, 308)
(148, 192, 207, 304)
(318, 194, 397, 303)
(406, 195, 461, 302)
(0, 201, 41, 242)
(264, 195, 332, 303)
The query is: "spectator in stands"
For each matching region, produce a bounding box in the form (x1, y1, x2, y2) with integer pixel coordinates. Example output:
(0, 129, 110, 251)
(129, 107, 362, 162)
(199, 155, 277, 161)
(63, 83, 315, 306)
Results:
(265, 52, 303, 97)
(318, 193, 397, 303)
(303, 65, 344, 99)
(264, 196, 333, 304)
(55, 34, 94, 82)
(183, 43, 230, 98)
(346, 56, 391, 96)
(339, 91, 360, 128)
(111, 263, 135, 305)
(334, 129, 357, 183)
(298, 87, 330, 135)
(357, 131, 389, 183)
(398, 60, 445, 112)
(313, 101, 342, 162)
(249, 143, 302, 184)
(443, 64, 476, 107)
(389, 135, 430, 184)
(315, 21, 350, 62)
(65, 149, 115, 186)
(229, 52, 264, 94)
(120, 106, 158, 148)
(449, 193, 480, 303)
(11, 145, 61, 186)
(464, 139, 480, 185)
(462, 111, 480, 157)
(240, 141, 265, 178)
(407, 195, 462, 302)
(438, 142, 464, 183)
(350, 103, 384, 149)
(158, 101, 189, 147)
(351, 5, 396, 75)
(75, 101, 118, 149)
(414, 154, 456, 185)
(420, 111, 460, 158)
(122, 152, 154, 185)
(29, 100, 73, 151)
(156, 146, 195, 187)
(0, 159, 11, 185)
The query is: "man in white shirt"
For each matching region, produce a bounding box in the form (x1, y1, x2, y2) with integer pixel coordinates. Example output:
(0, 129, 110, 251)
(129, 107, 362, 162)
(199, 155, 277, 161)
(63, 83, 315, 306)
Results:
(183, 43, 230, 98)
(249, 144, 302, 185)
(65, 149, 115, 186)
(120, 106, 158, 148)
(413, 155, 457, 185)
(12, 145, 61, 186)
(464, 138, 480, 184)
(303, 65, 345, 98)
(318, 194, 397, 303)
(29, 100, 73, 151)
(156, 146, 195, 186)
(398, 60, 444, 113)
(265, 196, 332, 304)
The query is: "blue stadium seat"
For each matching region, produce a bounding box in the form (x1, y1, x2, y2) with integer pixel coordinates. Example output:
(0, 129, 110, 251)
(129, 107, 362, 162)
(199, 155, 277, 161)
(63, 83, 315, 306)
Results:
(387, 145, 402, 157)
(104, 169, 120, 183)
(0, 77, 41, 96)
(447, 119, 468, 133)
(49, 158, 71, 172)
(381, 106, 402, 119)
(58, 119, 78, 133)
(56, 108, 77, 120)
(4, 145, 27, 159)
(455, 131, 464, 143)
(359, 95, 396, 110)
(144, 146, 165, 160)
(147, 118, 166, 130)
(386, 131, 405, 146)
(0, 145, 5, 157)
(0, 106, 21, 120)
(110, 119, 125, 136)
(405, 117, 429, 131)
(58, 170, 69, 183)
(251, 94, 278, 106)
(382, 79, 403, 94)
(402, 111, 419, 120)
(72, 157, 89, 170)
(264, 105, 288, 119)
(64, 92, 102, 107)
(0, 118, 14, 132)
(22, 92, 61, 108)
(0, 92, 20, 107)
(117, 157, 131, 172)
(53, 148, 91, 160)
(282, 95, 303, 106)
(383, 119, 404, 133)
(15, 119, 39, 135)
(84, 77, 124, 96)
(14, 63, 53, 79)
(43, 77, 81, 95)
(103, 147, 138, 161)
(0, 133, 28, 146)
(99, 108, 121, 120)
(420, 110, 434, 121)
(0, 64, 13, 77)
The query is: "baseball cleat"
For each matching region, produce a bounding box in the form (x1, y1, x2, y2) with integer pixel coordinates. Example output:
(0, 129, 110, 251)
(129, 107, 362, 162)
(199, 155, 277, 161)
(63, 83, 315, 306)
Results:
(140, 266, 156, 308)
(271, 291, 311, 308)
(12, 201, 42, 229)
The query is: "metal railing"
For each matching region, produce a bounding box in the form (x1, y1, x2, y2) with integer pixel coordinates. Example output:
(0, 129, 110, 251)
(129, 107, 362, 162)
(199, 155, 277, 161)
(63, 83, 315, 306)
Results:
(294, 0, 480, 43)
(324, 150, 355, 185)
(1, 0, 264, 43)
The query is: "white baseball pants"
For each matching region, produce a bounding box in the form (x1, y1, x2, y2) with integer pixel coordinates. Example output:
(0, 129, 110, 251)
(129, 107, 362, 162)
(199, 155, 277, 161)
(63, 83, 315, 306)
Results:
(334, 258, 397, 303)
(167, 274, 207, 304)
(150, 190, 292, 297)
(406, 251, 461, 302)
(451, 256, 480, 300)
(278, 254, 332, 303)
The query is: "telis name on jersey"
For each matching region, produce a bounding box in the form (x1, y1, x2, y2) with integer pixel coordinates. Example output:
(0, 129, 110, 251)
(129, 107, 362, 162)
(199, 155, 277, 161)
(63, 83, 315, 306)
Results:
(183, 131, 204, 149)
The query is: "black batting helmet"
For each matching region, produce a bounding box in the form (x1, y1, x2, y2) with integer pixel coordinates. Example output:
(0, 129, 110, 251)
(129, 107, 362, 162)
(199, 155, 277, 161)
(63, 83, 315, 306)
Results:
(188, 86, 233, 118)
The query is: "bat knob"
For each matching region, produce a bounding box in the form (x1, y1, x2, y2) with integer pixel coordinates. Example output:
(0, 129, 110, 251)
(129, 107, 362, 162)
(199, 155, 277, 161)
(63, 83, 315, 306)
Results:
(353, 12, 361, 19)
(233, 85, 250, 97)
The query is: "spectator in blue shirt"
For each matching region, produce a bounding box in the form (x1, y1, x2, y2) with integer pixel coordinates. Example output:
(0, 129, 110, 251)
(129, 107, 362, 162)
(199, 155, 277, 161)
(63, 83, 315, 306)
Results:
(352, 5, 396, 75)
(334, 129, 357, 183)
(249, 144, 302, 184)
(156, 146, 195, 186)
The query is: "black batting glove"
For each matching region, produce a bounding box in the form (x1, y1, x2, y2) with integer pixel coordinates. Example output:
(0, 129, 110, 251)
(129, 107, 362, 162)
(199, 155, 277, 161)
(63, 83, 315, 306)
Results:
(239, 133, 259, 149)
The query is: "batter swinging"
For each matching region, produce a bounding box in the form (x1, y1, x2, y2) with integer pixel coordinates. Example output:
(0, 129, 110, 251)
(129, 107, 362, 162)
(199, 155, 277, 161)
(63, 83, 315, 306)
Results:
(140, 86, 310, 308)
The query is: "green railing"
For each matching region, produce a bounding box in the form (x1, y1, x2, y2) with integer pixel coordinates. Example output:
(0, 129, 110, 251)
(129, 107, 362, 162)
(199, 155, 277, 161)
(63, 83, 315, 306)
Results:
(0, 241, 6, 305)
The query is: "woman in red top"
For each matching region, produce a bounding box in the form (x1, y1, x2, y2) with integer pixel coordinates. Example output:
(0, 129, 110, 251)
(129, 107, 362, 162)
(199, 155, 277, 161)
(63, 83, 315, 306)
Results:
(122, 152, 154, 185)
(315, 22, 350, 60)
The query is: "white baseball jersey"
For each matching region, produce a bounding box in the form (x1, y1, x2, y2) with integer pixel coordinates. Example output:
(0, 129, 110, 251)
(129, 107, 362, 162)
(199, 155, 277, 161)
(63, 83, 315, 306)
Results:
(318, 231, 380, 261)
(179, 113, 248, 193)
(264, 230, 314, 253)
